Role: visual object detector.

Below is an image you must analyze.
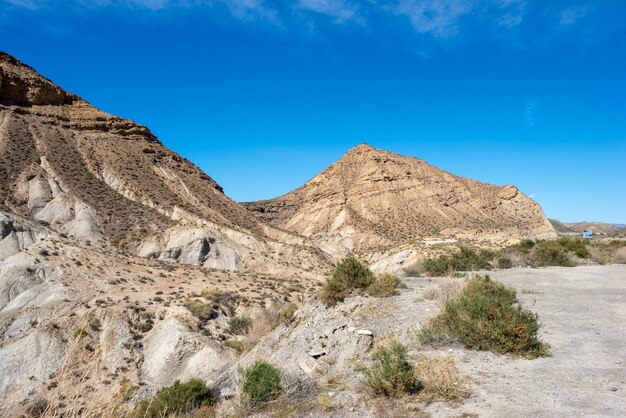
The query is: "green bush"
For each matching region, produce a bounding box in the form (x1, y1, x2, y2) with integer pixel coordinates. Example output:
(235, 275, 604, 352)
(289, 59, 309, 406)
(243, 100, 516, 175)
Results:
(497, 255, 513, 269)
(184, 300, 216, 321)
(510, 237, 589, 267)
(419, 275, 549, 358)
(367, 273, 404, 297)
(556, 237, 590, 258)
(365, 340, 421, 397)
(240, 360, 282, 407)
(225, 338, 244, 355)
(422, 247, 493, 277)
(515, 239, 536, 254)
(530, 240, 575, 267)
(320, 256, 375, 306)
(229, 315, 252, 335)
(132, 378, 214, 418)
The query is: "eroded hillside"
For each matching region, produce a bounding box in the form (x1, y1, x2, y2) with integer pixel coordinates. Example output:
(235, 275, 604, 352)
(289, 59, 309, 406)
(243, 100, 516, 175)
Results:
(244, 144, 555, 259)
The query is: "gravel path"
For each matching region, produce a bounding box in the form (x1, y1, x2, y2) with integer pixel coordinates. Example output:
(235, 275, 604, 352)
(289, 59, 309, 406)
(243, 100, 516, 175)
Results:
(419, 265, 626, 418)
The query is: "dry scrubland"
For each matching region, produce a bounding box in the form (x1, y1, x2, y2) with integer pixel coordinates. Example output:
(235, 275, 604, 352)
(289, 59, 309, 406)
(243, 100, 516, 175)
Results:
(2, 51, 625, 418)
(26, 259, 622, 418)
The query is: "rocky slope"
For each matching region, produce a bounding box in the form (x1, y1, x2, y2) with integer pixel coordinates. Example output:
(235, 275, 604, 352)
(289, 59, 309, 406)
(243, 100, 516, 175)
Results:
(0, 51, 332, 415)
(244, 144, 556, 257)
(0, 51, 330, 273)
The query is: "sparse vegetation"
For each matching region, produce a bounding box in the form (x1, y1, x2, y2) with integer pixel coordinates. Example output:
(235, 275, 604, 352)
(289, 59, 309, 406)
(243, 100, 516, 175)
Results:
(131, 378, 215, 418)
(266, 302, 297, 328)
(416, 356, 471, 402)
(366, 273, 405, 297)
(240, 360, 282, 407)
(320, 256, 375, 305)
(419, 275, 549, 358)
(184, 300, 216, 321)
(508, 237, 590, 267)
(321, 257, 404, 305)
(496, 255, 513, 269)
(588, 239, 626, 264)
(402, 262, 422, 277)
(365, 340, 421, 397)
(422, 247, 493, 276)
(225, 338, 245, 355)
(228, 315, 252, 335)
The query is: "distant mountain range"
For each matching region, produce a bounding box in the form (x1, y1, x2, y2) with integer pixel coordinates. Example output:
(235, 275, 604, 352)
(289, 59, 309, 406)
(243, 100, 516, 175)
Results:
(549, 219, 626, 236)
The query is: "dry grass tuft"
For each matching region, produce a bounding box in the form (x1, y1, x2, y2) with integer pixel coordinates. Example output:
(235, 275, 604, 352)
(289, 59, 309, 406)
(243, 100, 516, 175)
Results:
(422, 280, 464, 306)
(416, 356, 471, 402)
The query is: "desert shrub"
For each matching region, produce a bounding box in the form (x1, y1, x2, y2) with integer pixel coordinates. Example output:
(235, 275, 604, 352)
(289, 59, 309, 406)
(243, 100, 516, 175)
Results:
(364, 340, 421, 397)
(419, 275, 549, 358)
(402, 262, 422, 277)
(366, 273, 404, 297)
(263, 301, 297, 329)
(229, 315, 252, 335)
(422, 257, 454, 276)
(184, 300, 216, 321)
(530, 240, 575, 267)
(240, 360, 282, 407)
(225, 339, 244, 355)
(509, 237, 589, 267)
(416, 356, 470, 402)
(422, 247, 493, 277)
(587, 240, 626, 264)
(557, 237, 590, 258)
(515, 239, 536, 254)
(131, 378, 215, 418)
(26, 398, 49, 417)
(496, 255, 513, 269)
(320, 256, 375, 306)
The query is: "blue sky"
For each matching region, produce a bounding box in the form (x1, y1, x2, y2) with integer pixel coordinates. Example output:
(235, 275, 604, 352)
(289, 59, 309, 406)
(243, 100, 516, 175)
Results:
(1, 0, 625, 223)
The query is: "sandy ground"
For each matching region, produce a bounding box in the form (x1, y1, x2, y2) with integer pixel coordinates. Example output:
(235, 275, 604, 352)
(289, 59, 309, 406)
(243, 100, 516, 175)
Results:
(420, 265, 626, 418)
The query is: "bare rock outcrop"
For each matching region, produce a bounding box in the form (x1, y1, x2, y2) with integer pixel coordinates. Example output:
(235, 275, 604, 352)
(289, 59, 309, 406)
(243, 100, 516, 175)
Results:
(244, 144, 556, 253)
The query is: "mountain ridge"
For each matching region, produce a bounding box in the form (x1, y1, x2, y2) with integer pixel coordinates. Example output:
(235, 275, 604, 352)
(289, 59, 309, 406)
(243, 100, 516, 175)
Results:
(244, 143, 556, 255)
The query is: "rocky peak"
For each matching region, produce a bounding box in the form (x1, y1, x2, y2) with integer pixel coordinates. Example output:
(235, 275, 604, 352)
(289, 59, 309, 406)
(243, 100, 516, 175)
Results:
(0, 51, 78, 106)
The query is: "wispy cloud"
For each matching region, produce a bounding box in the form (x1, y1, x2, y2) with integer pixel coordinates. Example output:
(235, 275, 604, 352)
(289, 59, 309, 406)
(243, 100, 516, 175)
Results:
(1, 0, 622, 46)
(525, 100, 537, 127)
(559, 6, 589, 26)
(3, 0, 40, 9)
(297, 0, 360, 23)
(393, 0, 474, 37)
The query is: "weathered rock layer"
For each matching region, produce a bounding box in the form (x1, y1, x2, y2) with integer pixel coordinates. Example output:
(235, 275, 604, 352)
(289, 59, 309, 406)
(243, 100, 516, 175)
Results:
(244, 144, 556, 254)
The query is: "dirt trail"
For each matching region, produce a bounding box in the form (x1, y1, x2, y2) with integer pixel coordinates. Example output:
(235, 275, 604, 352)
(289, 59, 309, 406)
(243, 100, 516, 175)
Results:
(419, 265, 626, 417)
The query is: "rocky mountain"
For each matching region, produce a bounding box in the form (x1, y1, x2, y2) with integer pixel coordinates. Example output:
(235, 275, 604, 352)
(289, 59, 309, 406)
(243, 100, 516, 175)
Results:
(0, 51, 331, 415)
(550, 219, 626, 236)
(244, 144, 556, 256)
(0, 51, 328, 273)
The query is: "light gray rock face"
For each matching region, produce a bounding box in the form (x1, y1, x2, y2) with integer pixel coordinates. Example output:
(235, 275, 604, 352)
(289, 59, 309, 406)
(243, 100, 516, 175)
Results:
(141, 318, 233, 387)
(0, 252, 59, 311)
(14, 166, 103, 242)
(0, 330, 67, 408)
(0, 212, 49, 261)
(138, 228, 242, 271)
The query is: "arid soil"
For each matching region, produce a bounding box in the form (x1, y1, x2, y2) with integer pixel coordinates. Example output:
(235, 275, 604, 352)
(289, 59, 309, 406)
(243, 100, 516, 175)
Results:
(423, 265, 626, 417)
(215, 265, 625, 417)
